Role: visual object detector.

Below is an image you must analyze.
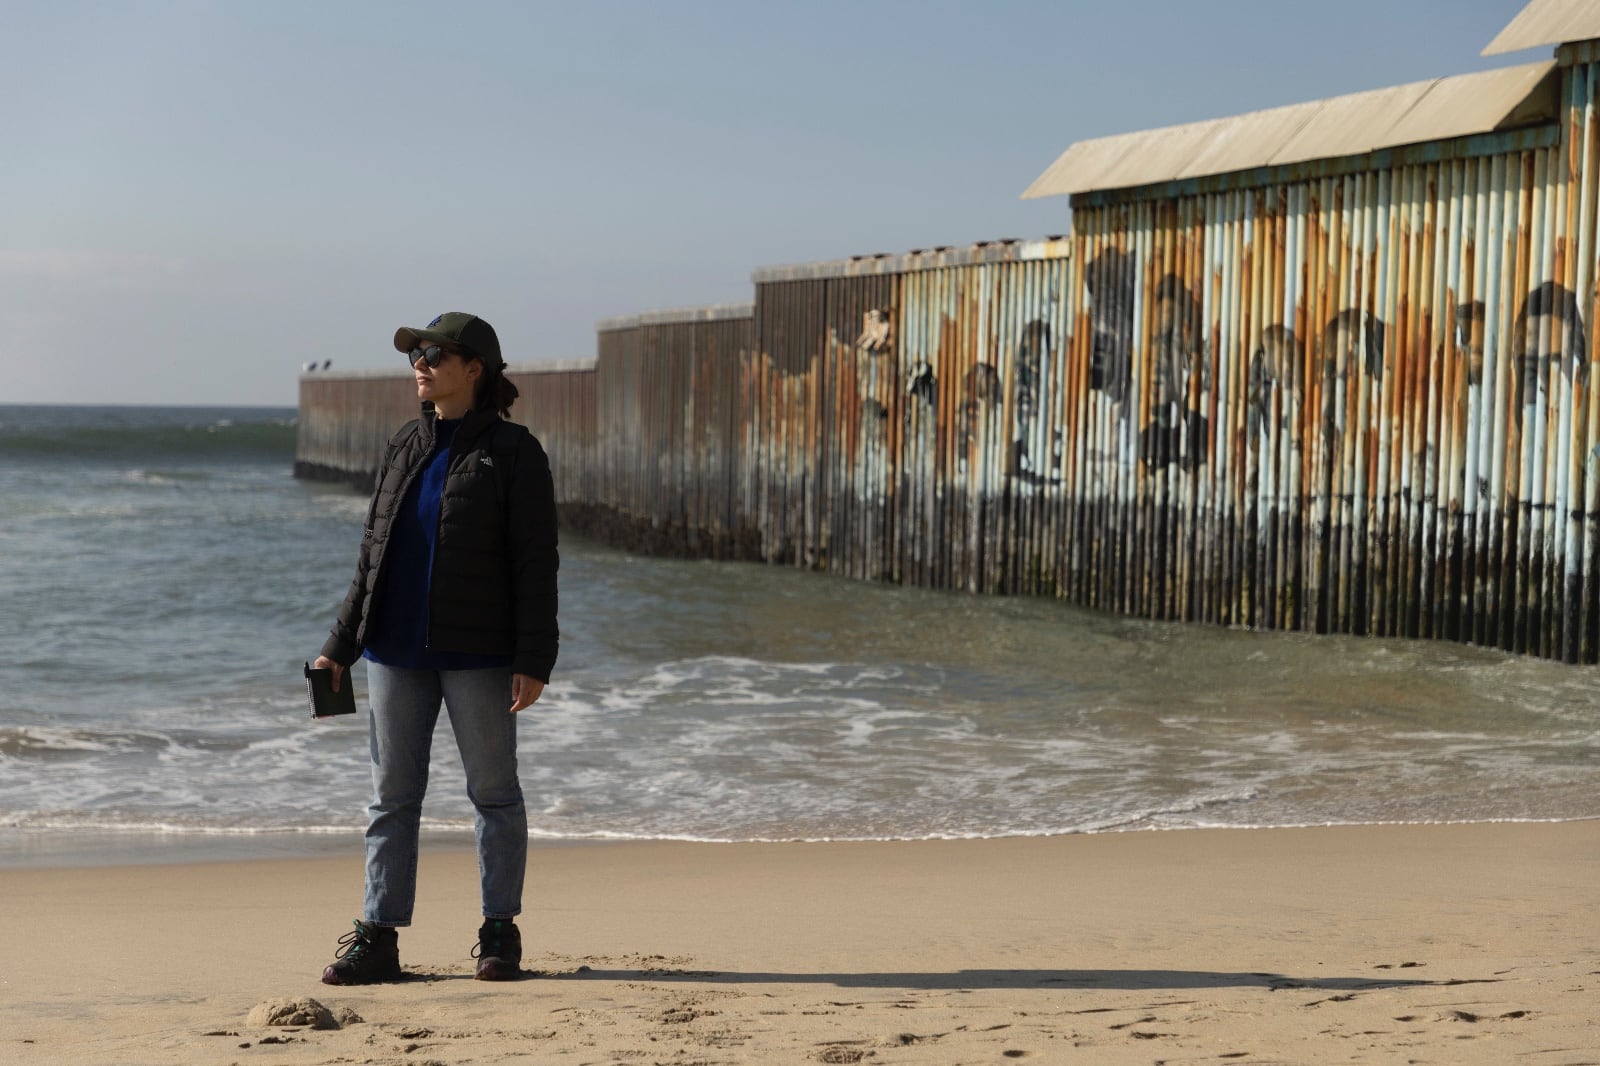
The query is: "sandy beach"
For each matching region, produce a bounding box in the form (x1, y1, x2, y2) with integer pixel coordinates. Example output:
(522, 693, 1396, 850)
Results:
(2, 822, 1597, 1065)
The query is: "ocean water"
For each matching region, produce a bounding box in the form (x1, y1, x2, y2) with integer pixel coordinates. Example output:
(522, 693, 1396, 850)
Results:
(2, 403, 1598, 864)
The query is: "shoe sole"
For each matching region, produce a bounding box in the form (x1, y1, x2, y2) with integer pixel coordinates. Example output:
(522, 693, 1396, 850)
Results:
(321, 964, 403, 985)
(474, 958, 522, 981)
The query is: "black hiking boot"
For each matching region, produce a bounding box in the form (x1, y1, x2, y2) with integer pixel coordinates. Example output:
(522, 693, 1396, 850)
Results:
(321, 920, 402, 985)
(472, 918, 522, 981)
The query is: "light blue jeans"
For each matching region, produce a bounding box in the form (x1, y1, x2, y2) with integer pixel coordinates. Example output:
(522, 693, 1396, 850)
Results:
(362, 662, 526, 926)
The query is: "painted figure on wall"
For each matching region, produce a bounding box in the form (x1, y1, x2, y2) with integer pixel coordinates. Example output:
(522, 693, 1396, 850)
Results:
(1319, 308, 1386, 454)
(1140, 274, 1210, 471)
(1085, 247, 1135, 407)
(1248, 324, 1302, 442)
(907, 358, 937, 410)
(959, 362, 1000, 472)
(1151, 275, 1207, 409)
(1011, 318, 1055, 482)
(855, 307, 896, 428)
(884, 309, 936, 419)
(859, 308, 892, 355)
(1447, 299, 1487, 494)
(1512, 281, 1588, 421)
(1454, 299, 1486, 388)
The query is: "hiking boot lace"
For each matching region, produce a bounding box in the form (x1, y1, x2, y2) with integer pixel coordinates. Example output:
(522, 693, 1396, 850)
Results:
(334, 921, 377, 960)
(472, 923, 512, 960)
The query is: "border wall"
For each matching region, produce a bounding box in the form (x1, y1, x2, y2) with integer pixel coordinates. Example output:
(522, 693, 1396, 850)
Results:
(295, 359, 598, 501)
(590, 305, 757, 557)
(295, 43, 1600, 664)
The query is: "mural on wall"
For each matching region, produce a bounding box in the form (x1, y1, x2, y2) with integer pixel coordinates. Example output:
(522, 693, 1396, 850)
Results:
(854, 307, 896, 428)
(957, 361, 999, 471)
(945, 319, 1061, 485)
(1085, 250, 1214, 471)
(740, 265, 1592, 577)
(1012, 318, 1060, 484)
(1080, 249, 1250, 472)
(1447, 298, 1487, 500)
(859, 307, 893, 353)
(1318, 308, 1386, 456)
(1140, 274, 1211, 472)
(846, 307, 899, 537)
(906, 357, 938, 409)
(1512, 281, 1588, 420)
(1248, 324, 1302, 443)
(1454, 299, 1486, 388)
(1238, 284, 1590, 508)
(1074, 244, 1558, 488)
(1085, 247, 1135, 406)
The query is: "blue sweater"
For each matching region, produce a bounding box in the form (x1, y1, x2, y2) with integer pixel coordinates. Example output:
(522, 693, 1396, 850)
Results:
(363, 418, 512, 671)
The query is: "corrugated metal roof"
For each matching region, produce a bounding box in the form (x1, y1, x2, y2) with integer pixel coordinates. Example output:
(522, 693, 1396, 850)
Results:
(1381, 60, 1560, 148)
(1268, 81, 1435, 168)
(1175, 100, 1325, 182)
(1484, 0, 1600, 56)
(1023, 60, 1558, 200)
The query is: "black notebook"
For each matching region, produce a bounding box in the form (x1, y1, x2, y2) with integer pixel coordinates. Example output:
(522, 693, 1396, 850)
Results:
(304, 662, 357, 719)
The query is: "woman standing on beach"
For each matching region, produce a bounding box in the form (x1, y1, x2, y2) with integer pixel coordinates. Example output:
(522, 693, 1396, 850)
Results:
(312, 312, 558, 984)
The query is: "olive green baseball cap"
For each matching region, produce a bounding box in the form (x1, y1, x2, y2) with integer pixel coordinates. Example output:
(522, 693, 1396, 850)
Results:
(393, 312, 504, 368)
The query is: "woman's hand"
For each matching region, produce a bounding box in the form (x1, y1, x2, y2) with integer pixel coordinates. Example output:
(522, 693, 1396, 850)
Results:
(312, 655, 344, 692)
(510, 674, 545, 713)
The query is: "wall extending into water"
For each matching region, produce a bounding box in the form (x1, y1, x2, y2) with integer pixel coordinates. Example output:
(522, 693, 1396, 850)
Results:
(295, 360, 597, 500)
(592, 305, 757, 557)
(296, 46, 1600, 663)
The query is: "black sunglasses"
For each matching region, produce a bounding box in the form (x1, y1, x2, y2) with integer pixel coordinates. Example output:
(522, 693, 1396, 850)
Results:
(408, 344, 458, 369)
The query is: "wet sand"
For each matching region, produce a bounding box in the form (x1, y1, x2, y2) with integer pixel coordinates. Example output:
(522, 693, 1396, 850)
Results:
(3, 822, 1597, 1064)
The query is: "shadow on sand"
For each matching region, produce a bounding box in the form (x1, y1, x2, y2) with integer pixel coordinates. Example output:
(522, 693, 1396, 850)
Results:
(551, 967, 1469, 993)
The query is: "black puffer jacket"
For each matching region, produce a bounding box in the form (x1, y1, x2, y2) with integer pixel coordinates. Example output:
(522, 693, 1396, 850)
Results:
(321, 405, 559, 681)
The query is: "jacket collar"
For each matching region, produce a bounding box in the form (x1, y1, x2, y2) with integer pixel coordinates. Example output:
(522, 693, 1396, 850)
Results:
(418, 401, 499, 446)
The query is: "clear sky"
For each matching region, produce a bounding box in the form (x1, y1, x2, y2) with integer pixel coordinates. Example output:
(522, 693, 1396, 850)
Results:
(4, 0, 1542, 406)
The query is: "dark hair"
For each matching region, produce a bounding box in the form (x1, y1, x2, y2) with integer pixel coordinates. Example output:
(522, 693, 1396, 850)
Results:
(471, 357, 519, 417)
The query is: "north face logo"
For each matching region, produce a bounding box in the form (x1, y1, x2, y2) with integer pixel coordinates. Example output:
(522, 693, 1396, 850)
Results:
(479, 455, 495, 468)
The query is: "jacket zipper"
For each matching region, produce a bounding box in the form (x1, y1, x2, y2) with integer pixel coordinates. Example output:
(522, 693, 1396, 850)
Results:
(422, 427, 460, 652)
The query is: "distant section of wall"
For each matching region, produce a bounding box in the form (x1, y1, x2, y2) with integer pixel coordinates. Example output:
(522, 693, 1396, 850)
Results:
(294, 360, 598, 498)
(584, 305, 757, 557)
(741, 241, 1074, 588)
(294, 369, 418, 491)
